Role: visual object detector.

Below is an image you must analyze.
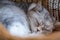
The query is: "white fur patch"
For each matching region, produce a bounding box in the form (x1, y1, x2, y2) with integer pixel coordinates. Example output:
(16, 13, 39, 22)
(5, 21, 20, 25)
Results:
(7, 22, 30, 37)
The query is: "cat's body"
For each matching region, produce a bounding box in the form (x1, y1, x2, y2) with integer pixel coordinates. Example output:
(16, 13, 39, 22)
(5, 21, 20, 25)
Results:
(0, 0, 31, 37)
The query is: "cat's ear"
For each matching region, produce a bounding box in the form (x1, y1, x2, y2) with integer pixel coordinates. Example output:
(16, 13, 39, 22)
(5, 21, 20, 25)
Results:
(28, 3, 36, 11)
(35, 1, 43, 11)
(37, 1, 42, 6)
